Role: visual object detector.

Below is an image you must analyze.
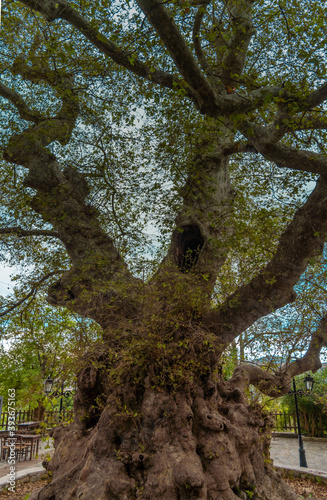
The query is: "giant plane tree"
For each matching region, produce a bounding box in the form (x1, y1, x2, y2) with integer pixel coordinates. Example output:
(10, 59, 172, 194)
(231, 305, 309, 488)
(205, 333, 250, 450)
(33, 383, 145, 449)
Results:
(0, 0, 327, 498)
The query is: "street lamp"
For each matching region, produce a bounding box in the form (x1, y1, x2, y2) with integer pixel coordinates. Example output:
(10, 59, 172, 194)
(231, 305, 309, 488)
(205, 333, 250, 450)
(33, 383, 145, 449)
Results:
(44, 378, 76, 417)
(304, 375, 314, 392)
(289, 375, 315, 468)
(44, 377, 53, 395)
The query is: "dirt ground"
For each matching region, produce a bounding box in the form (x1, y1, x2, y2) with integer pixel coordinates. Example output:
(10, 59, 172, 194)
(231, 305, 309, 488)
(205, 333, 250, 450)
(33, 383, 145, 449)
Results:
(0, 477, 48, 500)
(0, 475, 326, 499)
(283, 476, 327, 500)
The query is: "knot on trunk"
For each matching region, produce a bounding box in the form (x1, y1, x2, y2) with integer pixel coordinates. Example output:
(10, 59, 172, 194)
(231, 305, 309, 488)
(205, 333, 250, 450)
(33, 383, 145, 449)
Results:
(195, 398, 226, 431)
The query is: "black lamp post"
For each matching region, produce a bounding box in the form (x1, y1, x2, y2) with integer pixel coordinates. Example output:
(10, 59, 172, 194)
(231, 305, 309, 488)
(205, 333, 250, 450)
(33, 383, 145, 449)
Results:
(44, 377, 76, 418)
(289, 375, 315, 468)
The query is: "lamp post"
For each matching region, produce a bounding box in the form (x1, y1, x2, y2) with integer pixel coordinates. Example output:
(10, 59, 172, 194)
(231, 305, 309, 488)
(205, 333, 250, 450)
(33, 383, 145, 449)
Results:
(289, 375, 315, 468)
(44, 377, 76, 419)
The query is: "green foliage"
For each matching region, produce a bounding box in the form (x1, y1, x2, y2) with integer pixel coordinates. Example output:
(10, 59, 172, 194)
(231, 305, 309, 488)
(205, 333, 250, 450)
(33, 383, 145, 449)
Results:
(0, 296, 101, 410)
(103, 322, 221, 392)
(221, 342, 238, 380)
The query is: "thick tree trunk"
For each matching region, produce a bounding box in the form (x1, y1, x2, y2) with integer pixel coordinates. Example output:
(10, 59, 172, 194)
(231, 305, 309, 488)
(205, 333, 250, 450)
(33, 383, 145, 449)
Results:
(31, 329, 299, 500)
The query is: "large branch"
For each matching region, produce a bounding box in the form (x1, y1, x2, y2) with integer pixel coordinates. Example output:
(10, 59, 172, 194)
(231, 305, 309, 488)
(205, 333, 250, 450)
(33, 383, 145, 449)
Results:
(4, 61, 79, 168)
(301, 82, 327, 110)
(253, 142, 327, 176)
(0, 81, 43, 122)
(218, 86, 286, 116)
(3, 71, 142, 328)
(135, 0, 218, 111)
(225, 364, 291, 398)
(240, 120, 327, 176)
(11, 58, 79, 147)
(4, 138, 142, 326)
(205, 176, 327, 346)
(286, 313, 327, 378)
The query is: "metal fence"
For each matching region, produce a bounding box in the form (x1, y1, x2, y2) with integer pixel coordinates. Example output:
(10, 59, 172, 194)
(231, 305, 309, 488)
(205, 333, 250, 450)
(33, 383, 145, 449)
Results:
(271, 411, 327, 437)
(0, 409, 74, 430)
(271, 412, 298, 433)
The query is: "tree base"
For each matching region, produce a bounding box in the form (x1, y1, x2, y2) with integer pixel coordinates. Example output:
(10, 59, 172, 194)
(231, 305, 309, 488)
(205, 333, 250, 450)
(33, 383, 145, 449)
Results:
(31, 379, 299, 500)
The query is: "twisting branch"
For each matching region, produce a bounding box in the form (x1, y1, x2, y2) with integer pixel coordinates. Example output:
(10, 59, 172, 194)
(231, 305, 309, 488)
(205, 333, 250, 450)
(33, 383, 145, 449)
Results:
(0, 81, 43, 122)
(3, 52, 143, 327)
(0, 270, 66, 317)
(226, 364, 291, 397)
(11, 57, 79, 147)
(286, 313, 327, 378)
(4, 58, 79, 168)
(0, 227, 60, 238)
(227, 312, 327, 397)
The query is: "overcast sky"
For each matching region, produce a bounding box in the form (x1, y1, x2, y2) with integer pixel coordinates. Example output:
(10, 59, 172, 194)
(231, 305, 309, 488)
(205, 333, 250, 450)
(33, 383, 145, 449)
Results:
(0, 265, 14, 296)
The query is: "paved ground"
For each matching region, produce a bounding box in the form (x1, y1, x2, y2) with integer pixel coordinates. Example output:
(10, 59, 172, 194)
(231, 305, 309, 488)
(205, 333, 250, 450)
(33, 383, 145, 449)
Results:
(270, 435, 327, 472)
(0, 436, 53, 487)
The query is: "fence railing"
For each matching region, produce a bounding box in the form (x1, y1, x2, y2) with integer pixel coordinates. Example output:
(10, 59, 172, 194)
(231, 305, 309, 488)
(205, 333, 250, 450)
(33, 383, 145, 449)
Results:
(0, 409, 74, 430)
(271, 411, 327, 437)
(271, 412, 298, 433)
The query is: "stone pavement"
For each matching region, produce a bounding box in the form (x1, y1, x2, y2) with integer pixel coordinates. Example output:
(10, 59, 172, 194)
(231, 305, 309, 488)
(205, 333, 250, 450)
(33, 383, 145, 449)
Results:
(0, 436, 53, 489)
(270, 435, 327, 472)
